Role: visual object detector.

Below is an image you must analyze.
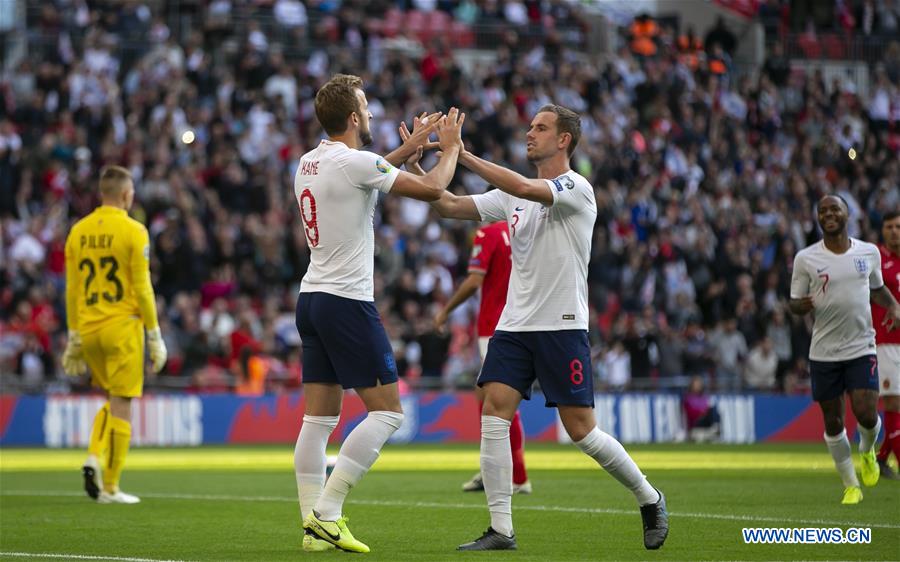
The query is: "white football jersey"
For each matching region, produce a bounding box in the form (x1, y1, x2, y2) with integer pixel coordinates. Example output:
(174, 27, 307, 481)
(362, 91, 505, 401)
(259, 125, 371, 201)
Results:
(472, 171, 597, 331)
(295, 140, 399, 301)
(790, 238, 884, 362)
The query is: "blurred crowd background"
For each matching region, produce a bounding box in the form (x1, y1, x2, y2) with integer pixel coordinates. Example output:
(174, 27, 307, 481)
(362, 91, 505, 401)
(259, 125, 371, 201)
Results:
(1, 0, 898, 397)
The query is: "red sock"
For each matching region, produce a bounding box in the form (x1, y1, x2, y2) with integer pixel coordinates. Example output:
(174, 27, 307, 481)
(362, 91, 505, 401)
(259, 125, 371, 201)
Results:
(881, 410, 900, 463)
(510, 410, 528, 485)
(878, 412, 892, 461)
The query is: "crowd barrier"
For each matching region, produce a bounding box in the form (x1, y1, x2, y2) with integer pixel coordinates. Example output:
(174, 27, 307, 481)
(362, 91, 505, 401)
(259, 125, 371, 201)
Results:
(0, 392, 841, 447)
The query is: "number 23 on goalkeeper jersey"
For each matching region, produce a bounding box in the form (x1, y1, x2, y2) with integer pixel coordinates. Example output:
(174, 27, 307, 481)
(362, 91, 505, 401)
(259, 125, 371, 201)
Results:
(64, 206, 160, 335)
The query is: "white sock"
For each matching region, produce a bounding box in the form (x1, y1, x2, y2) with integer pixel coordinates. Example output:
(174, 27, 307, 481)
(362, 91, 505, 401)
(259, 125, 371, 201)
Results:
(295, 415, 339, 519)
(481, 415, 513, 537)
(315, 410, 404, 521)
(858, 417, 882, 454)
(575, 427, 659, 506)
(824, 429, 860, 488)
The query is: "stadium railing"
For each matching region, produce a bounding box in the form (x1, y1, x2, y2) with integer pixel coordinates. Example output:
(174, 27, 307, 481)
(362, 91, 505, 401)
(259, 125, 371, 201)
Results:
(782, 32, 894, 64)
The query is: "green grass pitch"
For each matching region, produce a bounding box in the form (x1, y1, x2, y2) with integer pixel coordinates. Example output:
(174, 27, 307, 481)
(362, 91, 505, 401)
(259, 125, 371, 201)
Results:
(1, 443, 898, 561)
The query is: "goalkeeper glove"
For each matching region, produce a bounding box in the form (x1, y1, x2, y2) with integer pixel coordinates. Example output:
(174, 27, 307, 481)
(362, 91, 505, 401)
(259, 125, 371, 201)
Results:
(61, 331, 88, 376)
(147, 327, 168, 374)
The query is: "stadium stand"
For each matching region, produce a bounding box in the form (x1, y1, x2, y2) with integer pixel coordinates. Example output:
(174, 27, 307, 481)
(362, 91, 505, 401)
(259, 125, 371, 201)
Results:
(1, 0, 898, 397)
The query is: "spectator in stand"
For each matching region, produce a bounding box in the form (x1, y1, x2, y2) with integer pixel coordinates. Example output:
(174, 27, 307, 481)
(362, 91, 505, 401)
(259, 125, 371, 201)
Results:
(710, 318, 748, 392)
(744, 337, 779, 391)
(682, 376, 720, 442)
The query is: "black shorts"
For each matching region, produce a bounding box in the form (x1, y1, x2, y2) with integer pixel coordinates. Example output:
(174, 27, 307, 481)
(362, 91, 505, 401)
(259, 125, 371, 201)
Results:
(478, 330, 593, 408)
(809, 354, 879, 402)
(295, 292, 398, 389)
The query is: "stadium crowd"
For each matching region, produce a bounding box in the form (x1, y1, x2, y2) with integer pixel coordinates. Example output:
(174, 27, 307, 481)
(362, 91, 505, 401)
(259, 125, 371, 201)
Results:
(1, 0, 899, 396)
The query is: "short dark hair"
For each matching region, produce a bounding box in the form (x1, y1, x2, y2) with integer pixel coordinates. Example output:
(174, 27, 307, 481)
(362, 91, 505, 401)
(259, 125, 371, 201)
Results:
(537, 104, 581, 157)
(883, 210, 900, 222)
(819, 194, 849, 212)
(315, 74, 364, 136)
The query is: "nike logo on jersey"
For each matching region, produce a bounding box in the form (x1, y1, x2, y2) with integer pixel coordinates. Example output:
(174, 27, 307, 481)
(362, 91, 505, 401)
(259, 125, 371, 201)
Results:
(816, 267, 828, 273)
(514, 207, 525, 212)
(571, 387, 588, 394)
(886, 261, 895, 268)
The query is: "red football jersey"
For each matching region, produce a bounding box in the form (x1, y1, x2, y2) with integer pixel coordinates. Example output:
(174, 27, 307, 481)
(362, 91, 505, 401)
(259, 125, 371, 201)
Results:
(468, 221, 512, 337)
(873, 245, 900, 345)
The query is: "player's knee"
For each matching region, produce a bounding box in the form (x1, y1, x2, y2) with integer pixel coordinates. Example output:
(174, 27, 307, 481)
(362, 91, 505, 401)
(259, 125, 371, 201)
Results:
(481, 415, 510, 439)
(823, 418, 844, 436)
(108, 395, 132, 419)
(855, 411, 878, 429)
(369, 410, 404, 431)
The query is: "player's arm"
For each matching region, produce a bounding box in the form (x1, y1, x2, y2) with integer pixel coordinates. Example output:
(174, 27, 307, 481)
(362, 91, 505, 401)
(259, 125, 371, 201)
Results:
(390, 109, 464, 202)
(383, 111, 442, 168)
(430, 190, 481, 220)
(871, 285, 900, 330)
(434, 271, 485, 332)
(788, 297, 814, 316)
(64, 232, 80, 334)
(130, 226, 167, 372)
(458, 151, 553, 206)
(62, 231, 87, 375)
(788, 253, 814, 316)
(867, 247, 900, 329)
(130, 227, 160, 331)
(396, 118, 477, 215)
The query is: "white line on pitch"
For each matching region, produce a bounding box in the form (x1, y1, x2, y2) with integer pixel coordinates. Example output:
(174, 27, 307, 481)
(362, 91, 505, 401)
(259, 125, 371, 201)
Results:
(0, 552, 187, 562)
(3, 490, 898, 530)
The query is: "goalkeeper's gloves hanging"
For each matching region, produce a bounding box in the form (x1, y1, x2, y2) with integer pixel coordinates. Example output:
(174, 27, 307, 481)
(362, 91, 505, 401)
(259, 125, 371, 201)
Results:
(61, 331, 88, 376)
(147, 327, 168, 374)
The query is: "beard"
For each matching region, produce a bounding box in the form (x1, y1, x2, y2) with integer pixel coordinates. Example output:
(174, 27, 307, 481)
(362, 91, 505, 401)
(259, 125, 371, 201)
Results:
(359, 126, 373, 147)
(526, 147, 545, 163)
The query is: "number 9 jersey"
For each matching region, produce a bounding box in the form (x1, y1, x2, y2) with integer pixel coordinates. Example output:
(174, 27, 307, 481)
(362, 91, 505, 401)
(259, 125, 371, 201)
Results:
(294, 140, 399, 301)
(64, 206, 160, 335)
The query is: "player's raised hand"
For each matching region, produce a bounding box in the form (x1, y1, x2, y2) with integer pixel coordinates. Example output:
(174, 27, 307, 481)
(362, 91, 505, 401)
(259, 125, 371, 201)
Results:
(147, 327, 168, 374)
(61, 331, 88, 376)
(399, 120, 436, 167)
(401, 111, 441, 150)
(436, 107, 466, 152)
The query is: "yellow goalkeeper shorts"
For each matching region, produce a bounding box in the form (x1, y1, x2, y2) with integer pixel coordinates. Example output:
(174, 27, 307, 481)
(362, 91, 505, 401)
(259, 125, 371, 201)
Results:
(82, 317, 145, 398)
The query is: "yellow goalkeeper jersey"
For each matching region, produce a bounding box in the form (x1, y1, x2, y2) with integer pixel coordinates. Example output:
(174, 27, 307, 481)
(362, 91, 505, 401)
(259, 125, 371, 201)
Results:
(65, 206, 160, 334)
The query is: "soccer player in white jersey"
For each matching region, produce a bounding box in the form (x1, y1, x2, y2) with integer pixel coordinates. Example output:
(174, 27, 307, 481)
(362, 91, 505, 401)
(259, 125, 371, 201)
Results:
(789, 195, 900, 504)
(292, 74, 465, 553)
(427, 105, 668, 551)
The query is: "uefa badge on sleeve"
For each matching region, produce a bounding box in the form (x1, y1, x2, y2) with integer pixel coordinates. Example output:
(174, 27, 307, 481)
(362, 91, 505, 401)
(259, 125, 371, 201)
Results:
(376, 157, 393, 174)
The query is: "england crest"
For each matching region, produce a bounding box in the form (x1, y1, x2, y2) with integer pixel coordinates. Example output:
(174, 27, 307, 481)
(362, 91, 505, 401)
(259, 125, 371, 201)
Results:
(854, 257, 868, 275)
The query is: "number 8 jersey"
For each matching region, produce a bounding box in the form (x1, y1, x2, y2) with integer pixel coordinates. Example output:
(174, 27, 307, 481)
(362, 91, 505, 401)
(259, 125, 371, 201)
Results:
(64, 206, 160, 334)
(295, 140, 399, 301)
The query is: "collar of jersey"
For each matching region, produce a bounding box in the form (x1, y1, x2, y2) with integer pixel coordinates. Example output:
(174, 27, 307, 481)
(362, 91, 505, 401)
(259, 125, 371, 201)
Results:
(321, 139, 349, 149)
(97, 205, 128, 215)
(820, 238, 855, 255)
